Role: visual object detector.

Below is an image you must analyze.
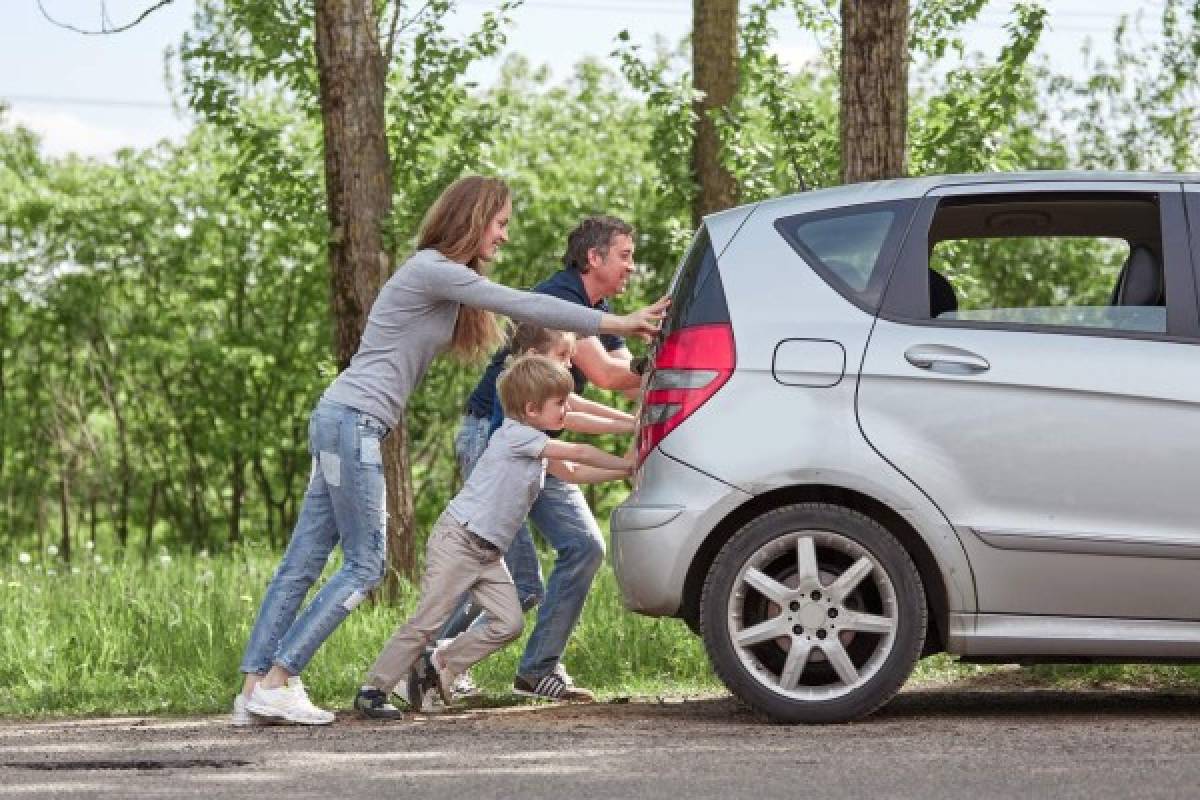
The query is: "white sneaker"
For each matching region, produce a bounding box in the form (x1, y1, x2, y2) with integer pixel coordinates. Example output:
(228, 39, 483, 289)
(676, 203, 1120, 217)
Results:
(230, 693, 273, 727)
(451, 669, 482, 699)
(245, 677, 335, 725)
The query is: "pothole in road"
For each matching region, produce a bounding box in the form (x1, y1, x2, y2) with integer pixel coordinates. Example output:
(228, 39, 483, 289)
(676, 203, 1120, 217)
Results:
(1, 758, 252, 771)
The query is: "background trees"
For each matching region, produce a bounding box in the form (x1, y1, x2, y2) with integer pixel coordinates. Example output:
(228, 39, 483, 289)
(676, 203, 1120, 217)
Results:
(3, 0, 1199, 578)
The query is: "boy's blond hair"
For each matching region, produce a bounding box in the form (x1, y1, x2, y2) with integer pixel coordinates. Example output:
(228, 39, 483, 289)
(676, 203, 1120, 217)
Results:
(509, 323, 575, 357)
(496, 354, 574, 420)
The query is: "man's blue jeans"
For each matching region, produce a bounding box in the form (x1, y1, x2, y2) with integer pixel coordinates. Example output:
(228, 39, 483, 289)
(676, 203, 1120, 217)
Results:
(240, 400, 388, 675)
(446, 414, 604, 681)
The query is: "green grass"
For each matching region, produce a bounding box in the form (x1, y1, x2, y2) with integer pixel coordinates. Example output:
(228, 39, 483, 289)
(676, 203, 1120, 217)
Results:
(5, 544, 1200, 718)
(0, 543, 718, 717)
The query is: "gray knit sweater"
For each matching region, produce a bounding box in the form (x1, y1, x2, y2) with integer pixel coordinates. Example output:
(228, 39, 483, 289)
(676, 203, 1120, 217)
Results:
(322, 248, 603, 429)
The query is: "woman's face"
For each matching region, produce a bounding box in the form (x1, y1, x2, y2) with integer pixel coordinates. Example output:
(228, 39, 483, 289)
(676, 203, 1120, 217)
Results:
(477, 197, 512, 264)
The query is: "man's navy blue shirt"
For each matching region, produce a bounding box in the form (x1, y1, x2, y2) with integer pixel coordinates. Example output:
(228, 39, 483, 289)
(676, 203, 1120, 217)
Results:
(465, 267, 626, 419)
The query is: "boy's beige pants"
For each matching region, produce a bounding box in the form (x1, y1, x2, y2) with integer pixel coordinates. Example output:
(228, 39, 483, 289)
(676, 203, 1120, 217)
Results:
(366, 514, 523, 692)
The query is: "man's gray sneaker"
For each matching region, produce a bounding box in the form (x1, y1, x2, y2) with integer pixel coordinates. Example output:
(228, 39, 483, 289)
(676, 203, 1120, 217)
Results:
(513, 672, 596, 703)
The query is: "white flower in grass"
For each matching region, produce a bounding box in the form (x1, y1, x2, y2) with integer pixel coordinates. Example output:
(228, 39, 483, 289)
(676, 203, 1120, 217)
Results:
(159, 553, 172, 567)
(94, 555, 103, 565)
(85, 540, 95, 551)
(71, 567, 81, 575)
(17, 552, 31, 565)
(46, 569, 57, 576)
(46, 545, 58, 557)
(198, 549, 209, 560)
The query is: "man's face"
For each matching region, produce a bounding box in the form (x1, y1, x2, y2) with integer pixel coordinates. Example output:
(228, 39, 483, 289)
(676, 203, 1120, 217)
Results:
(587, 233, 636, 299)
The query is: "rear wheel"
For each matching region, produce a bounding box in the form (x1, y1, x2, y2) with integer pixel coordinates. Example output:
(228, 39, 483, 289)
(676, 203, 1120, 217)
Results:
(700, 503, 926, 723)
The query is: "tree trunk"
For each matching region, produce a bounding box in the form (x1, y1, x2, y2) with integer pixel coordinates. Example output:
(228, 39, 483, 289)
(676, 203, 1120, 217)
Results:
(229, 449, 244, 546)
(692, 0, 740, 224)
(89, 336, 131, 549)
(144, 481, 160, 565)
(840, 0, 909, 184)
(59, 462, 72, 564)
(314, 0, 417, 588)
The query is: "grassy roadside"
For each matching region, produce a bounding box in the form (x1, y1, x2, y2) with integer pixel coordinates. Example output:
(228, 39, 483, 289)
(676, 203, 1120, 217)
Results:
(4, 546, 1199, 717)
(0, 545, 717, 717)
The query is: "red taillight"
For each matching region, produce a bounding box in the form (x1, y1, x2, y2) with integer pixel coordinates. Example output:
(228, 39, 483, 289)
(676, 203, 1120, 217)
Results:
(636, 323, 735, 465)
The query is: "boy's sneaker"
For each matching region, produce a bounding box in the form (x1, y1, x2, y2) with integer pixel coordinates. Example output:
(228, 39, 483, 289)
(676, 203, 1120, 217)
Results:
(435, 639, 482, 700)
(513, 671, 596, 703)
(353, 687, 405, 720)
(428, 648, 457, 706)
(451, 669, 482, 700)
(230, 693, 273, 727)
(245, 677, 335, 725)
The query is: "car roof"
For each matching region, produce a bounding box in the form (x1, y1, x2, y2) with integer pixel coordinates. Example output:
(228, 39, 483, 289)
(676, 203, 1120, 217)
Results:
(706, 170, 1200, 226)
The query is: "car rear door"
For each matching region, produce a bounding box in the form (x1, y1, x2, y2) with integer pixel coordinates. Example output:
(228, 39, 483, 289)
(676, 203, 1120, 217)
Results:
(856, 179, 1200, 619)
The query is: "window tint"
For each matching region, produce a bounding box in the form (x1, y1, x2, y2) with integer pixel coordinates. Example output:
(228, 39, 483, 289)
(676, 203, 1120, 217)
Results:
(663, 226, 729, 338)
(792, 211, 894, 291)
(775, 200, 915, 311)
(924, 195, 1166, 334)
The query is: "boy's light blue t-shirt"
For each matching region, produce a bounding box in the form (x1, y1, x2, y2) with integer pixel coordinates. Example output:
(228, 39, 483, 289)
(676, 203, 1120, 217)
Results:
(446, 418, 549, 551)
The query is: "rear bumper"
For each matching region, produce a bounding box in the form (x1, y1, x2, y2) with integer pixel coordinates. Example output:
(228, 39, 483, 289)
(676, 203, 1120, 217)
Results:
(611, 451, 751, 616)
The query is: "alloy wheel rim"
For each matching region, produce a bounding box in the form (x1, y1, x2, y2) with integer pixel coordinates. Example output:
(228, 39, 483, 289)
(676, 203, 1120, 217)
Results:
(727, 528, 899, 701)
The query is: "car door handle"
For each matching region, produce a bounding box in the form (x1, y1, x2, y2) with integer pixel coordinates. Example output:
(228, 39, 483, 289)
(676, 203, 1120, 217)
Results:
(904, 345, 990, 374)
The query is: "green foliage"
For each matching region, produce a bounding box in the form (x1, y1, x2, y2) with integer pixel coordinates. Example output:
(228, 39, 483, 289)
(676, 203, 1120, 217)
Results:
(1051, 0, 1200, 171)
(719, 0, 840, 196)
(4, 0, 1200, 671)
(909, 2, 1049, 174)
(0, 544, 715, 715)
(909, 0, 989, 61)
(611, 31, 699, 243)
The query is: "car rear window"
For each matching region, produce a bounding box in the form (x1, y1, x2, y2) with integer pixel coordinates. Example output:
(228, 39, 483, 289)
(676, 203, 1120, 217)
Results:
(774, 199, 916, 311)
(663, 226, 730, 338)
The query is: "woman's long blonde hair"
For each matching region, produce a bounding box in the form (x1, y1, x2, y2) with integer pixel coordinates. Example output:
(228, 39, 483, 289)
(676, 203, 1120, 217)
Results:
(417, 175, 510, 361)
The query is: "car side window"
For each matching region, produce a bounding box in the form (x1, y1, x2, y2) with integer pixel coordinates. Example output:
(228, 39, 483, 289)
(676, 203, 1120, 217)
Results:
(775, 200, 916, 312)
(921, 193, 1167, 334)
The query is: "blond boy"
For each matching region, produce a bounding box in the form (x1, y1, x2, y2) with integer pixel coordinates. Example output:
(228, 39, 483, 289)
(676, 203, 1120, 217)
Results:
(354, 355, 633, 718)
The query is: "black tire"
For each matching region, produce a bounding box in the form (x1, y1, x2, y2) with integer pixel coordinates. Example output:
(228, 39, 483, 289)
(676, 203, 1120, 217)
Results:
(700, 503, 926, 724)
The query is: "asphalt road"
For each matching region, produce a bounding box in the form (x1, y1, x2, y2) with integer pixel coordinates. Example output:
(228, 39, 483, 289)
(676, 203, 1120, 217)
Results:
(3, 689, 1199, 799)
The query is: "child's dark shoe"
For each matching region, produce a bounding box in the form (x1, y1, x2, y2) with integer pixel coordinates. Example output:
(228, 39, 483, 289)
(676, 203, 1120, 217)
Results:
(354, 687, 405, 720)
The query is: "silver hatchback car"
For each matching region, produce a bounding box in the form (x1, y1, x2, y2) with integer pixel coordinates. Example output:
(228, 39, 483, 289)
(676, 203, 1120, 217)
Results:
(613, 171, 1200, 723)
